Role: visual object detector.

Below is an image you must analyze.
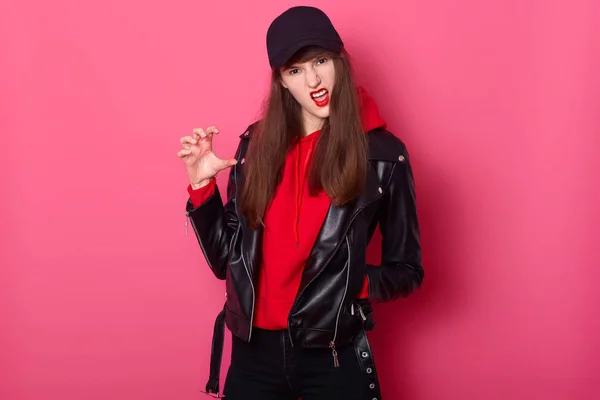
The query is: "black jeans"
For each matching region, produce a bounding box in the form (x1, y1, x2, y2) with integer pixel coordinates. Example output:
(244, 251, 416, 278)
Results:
(223, 327, 367, 400)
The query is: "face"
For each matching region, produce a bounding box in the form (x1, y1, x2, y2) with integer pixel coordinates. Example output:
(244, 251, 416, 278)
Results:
(279, 55, 335, 133)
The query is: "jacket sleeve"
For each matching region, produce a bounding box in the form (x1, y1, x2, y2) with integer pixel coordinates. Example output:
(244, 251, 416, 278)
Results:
(187, 178, 217, 208)
(185, 141, 242, 280)
(366, 144, 424, 302)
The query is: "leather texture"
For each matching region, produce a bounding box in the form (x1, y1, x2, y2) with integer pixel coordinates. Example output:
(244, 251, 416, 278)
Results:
(186, 123, 424, 399)
(204, 305, 226, 395)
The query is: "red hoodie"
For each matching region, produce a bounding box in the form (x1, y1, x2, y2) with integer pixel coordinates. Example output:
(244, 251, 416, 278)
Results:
(188, 87, 386, 330)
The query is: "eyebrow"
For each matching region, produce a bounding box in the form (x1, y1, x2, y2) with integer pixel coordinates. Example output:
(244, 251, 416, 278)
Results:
(285, 56, 327, 70)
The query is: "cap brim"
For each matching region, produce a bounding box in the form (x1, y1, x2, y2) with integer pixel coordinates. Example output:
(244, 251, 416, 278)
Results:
(269, 38, 343, 70)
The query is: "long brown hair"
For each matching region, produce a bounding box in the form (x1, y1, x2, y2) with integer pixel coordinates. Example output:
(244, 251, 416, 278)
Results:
(240, 46, 368, 228)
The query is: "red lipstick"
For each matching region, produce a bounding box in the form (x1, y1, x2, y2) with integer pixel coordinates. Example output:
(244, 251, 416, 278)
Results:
(310, 89, 329, 107)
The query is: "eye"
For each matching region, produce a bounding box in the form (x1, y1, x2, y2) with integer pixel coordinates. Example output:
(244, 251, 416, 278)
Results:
(316, 58, 328, 65)
(289, 68, 300, 75)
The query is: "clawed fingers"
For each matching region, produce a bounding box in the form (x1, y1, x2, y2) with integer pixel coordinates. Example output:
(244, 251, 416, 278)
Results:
(180, 135, 197, 146)
(177, 149, 192, 158)
(192, 128, 209, 138)
(206, 126, 220, 135)
(193, 126, 220, 139)
(180, 126, 216, 155)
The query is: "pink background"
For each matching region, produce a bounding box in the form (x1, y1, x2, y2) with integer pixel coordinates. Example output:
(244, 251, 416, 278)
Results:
(1, 0, 598, 399)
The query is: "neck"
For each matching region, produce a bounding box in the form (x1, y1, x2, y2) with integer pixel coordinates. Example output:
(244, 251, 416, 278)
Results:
(301, 108, 326, 136)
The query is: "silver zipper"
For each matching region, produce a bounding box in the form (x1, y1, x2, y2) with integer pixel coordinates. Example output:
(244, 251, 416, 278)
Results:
(291, 177, 386, 301)
(185, 155, 255, 341)
(329, 236, 352, 368)
(291, 205, 369, 318)
(186, 209, 217, 273)
(357, 303, 367, 321)
(240, 252, 255, 341)
(288, 168, 385, 351)
(288, 192, 382, 350)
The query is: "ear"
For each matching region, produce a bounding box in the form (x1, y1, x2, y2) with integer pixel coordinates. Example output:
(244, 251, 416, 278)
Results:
(279, 76, 288, 89)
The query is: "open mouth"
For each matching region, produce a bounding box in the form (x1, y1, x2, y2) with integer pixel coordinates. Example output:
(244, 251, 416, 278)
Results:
(310, 89, 329, 107)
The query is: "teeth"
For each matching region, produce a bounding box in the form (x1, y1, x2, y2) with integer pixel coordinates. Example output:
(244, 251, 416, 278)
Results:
(312, 90, 328, 99)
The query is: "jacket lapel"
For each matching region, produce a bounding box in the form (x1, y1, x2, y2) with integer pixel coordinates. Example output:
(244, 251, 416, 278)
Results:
(235, 126, 393, 291)
(296, 164, 383, 294)
(235, 133, 262, 284)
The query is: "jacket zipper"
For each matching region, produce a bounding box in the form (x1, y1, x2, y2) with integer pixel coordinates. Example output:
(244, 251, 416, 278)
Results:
(186, 210, 216, 273)
(329, 236, 352, 368)
(350, 302, 367, 321)
(241, 251, 255, 341)
(357, 303, 367, 321)
(287, 192, 382, 350)
(185, 159, 256, 342)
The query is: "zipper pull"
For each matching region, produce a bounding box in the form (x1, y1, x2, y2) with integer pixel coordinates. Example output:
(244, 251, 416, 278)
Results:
(351, 304, 355, 315)
(185, 216, 189, 236)
(329, 341, 340, 368)
(357, 304, 367, 321)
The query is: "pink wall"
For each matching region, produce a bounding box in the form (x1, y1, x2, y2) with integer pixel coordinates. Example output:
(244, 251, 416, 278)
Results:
(1, 0, 598, 399)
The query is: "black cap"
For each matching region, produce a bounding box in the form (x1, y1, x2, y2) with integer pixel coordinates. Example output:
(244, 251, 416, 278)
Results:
(266, 6, 344, 70)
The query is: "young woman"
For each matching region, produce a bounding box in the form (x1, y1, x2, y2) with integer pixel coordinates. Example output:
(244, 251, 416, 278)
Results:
(178, 6, 423, 400)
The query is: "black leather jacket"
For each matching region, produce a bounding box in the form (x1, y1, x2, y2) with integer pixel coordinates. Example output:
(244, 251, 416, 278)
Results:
(186, 123, 423, 356)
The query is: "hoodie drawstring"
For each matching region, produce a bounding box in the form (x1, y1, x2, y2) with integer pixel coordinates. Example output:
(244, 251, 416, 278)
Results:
(294, 138, 316, 247)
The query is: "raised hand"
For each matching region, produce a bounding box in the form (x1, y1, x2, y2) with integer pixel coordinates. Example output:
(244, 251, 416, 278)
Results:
(177, 126, 238, 189)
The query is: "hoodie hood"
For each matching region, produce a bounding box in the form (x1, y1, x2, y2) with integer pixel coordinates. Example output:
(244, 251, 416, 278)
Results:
(357, 86, 387, 132)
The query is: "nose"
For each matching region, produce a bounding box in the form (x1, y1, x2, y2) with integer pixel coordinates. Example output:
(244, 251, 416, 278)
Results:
(306, 67, 321, 89)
